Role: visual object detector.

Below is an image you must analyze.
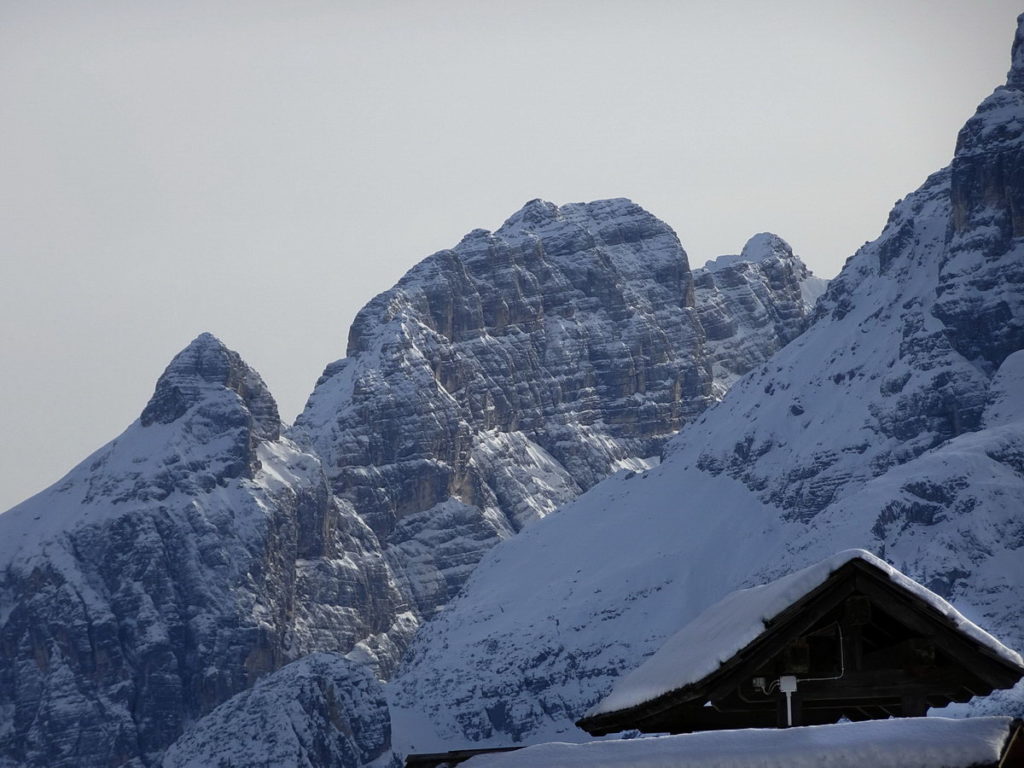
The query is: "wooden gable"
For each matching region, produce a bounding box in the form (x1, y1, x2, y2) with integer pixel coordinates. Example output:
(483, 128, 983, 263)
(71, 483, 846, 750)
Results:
(577, 558, 1024, 736)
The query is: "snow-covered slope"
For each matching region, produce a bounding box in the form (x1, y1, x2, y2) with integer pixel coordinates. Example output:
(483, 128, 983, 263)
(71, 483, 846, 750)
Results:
(390, 15, 1024, 751)
(161, 654, 400, 768)
(0, 335, 405, 768)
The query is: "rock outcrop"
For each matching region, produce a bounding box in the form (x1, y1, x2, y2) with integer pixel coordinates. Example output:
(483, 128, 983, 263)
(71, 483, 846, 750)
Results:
(161, 654, 400, 768)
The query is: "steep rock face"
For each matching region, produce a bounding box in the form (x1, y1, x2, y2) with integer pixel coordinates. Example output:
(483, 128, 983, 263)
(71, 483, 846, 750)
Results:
(293, 201, 820, 634)
(297, 199, 710, 542)
(161, 654, 400, 768)
(0, 335, 403, 768)
(939, 60, 1024, 368)
(390, 16, 1024, 750)
(694, 233, 825, 393)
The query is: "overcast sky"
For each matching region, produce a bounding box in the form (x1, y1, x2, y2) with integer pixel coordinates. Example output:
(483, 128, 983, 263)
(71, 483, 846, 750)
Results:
(1, 1, 1021, 512)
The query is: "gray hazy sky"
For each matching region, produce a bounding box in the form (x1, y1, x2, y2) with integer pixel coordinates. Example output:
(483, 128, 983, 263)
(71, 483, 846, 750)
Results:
(1, 1, 1021, 513)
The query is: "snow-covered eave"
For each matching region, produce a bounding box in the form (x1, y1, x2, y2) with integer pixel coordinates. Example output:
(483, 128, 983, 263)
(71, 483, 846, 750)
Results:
(576, 562, 855, 733)
(579, 550, 1024, 734)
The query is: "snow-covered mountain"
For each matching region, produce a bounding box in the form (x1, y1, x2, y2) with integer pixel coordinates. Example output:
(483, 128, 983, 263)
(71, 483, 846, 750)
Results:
(289, 199, 819, 653)
(0, 335, 406, 767)
(389, 15, 1024, 752)
(0, 207, 819, 765)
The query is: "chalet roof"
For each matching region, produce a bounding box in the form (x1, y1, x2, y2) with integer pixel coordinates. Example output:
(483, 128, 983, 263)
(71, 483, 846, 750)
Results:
(456, 717, 1021, 768)
(578, 550, 1024, 734)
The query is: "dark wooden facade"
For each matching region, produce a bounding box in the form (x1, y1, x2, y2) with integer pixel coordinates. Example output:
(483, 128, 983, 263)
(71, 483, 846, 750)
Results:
(404, 747, 521, 768)
(577, 558, 1024, 736)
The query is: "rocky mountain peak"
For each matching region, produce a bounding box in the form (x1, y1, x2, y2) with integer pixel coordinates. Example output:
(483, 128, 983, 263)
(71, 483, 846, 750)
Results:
(296, 198, 714, 627)
(141, 332, 280, 442)
(740, 231, 794, 262)
(290, 198, 825, 673)
(701, 232, 794, 272)
(500, 197, 561, 229)
(498, 198, 671, 245)
(691, 234, 823, 393)
(0, 216, 824, 767)
(0, 327, 351, 767)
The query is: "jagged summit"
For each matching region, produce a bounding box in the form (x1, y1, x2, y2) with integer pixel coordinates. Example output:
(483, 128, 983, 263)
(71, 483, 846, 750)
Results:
(439, 198, 675, 279)
(701, 232, 794, 272)
(290, 194, 824, 688)
(141, 332, 280, 441)
(498, 197, 649, 235)
(499, 197, 561, 229)
(740, 231, 793, 262)
(0, 334, 289, 569)
(295, 196, 712, 629)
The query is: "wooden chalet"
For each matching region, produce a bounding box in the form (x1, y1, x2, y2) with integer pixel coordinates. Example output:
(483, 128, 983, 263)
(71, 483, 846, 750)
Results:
(577, 550, 1024, 736)
(405, 551, 1024, 767)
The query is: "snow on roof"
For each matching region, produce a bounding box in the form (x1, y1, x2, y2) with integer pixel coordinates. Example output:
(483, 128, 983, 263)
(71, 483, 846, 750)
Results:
(588, 549, 1024, 717)
(464, 717, 1016, 768)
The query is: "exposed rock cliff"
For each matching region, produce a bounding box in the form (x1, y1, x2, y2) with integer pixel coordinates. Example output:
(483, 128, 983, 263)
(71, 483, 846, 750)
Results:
(390, 16, 1024, 750)
(296, 199, 710, 539)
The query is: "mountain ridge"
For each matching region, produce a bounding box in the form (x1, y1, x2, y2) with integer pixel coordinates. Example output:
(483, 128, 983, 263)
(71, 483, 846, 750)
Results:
(0, 205, 821, 767)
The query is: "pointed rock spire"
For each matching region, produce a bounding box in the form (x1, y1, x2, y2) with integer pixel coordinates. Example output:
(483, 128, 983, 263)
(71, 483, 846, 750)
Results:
(1007, 13, 1024, 91)
(141, 332, 280, 441)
